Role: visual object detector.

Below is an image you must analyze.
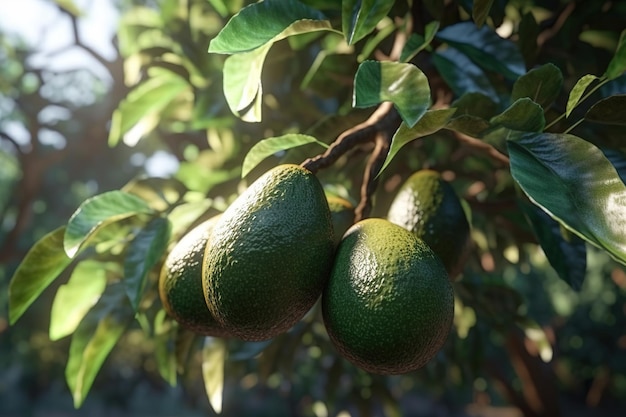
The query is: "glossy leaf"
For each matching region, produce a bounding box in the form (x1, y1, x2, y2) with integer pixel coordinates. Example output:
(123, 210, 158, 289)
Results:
(472, 0, 494, 27)
(433, 47, 497, 98)
(208, 0, 330, 53)
(124, 217, 172, 311)
(602, 148, 626, 184)
(511, 63, 563, 108)
(203, 338, 227, 414)
(242, 134, 328, 178)
(400, 21, 439, 62)
(490, 98, 545, 132)
(508, 132, 626, 266)
(436, 21, 525, 80)
(49, 260, 108, 341)
(584, 95, 626, 126)
(566, 74, 599, 117)
(605, 29, 626, 80)
(380, 109, 456, 174)
(64, 191, 154, 258)
(353, 61, 431, 127)
(520, 201, 587, 291)
(342, 0, 395, 45)
(8, 227, 73, 324)
(66, 284, 134, 408)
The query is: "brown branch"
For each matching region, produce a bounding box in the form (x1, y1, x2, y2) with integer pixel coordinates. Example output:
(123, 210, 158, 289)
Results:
(0, 131, 24, 156)
(355, 132, 390, 222)
(452, 131, 510, 166)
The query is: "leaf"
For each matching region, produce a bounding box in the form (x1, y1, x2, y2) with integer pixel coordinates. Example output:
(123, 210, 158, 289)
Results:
(601, 148, 626, 184)
(511, 63, 563, 108)
(508, 132, 626, 266)
(605, 29, 626, 80)
(154, 309, 178, 386)
(124, 217, 172, 311)
(518, 12, 539, 64)
(108, 69, 189, 146)
(8, 227, 73, 324)
(342, 0, 395, 45)
(490, 98, 545, 132)
(49, 260, 108, 341)
(208, 0, 331, 54)
(436, 21, 525, 80)
(379, 108, 457, 174)
(584, 95, 626, 126)
(445, 115, 491, 137)
(566, 74, 599, 117)
(451, 92, 498, 119)
(203, 338, 227, 414)
(64, 191, 154, 258)
(353, 61, 431, 127)
(54, 0, 83, 16)
(433, 47, 497, 99)
(241, 134, 328, 178)
(472, 0, 494, 27)
(400, 21, 439, 62)
(66, 283, 134, 408)
(123, 177, 187, 212)
(520, 201, 587, 291)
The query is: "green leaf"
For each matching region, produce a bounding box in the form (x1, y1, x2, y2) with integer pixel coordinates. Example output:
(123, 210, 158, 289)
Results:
(490, 98, 545, 132)
(66, 283, 134, 408)
(511, 63, 563, 108)
(445, 115, 491, 137)
(518, 12, 539, 64)
(605, 29, 626, 80)
(108, 69, 189, 146)
(342, 0, 395, 45)
(508, 132, 626, 266)
(400, 21, 439, 62)
(49, 260, 108, 341)
(154, 309, 178, 386)
(520, 201, 587, 291)
(123, 177, 187, 212)
(566, 74, 599, 117)
(124, 217, 172, 311)
(54, 0, 83, 16)
(584, 95, 626, 126)
(353, 61, 431, 127)
(64, 191, 154, 258)
(208, 0, 330, 54)
(242, 134, 328, 178)
(472, 0, 494, 27)
(451, 92, 498, 119)
(379, 108, 457, 174)
(8, 227, 74, 324)
(202, 338, 227, 414)
(436, 21, 525, 80)
(433, 47, 497, 98)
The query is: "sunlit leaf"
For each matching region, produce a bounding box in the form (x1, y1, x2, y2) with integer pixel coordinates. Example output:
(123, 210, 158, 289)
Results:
(566, 74, 599, 117)
(342, 0, 395, 45)
(584, 94, 626, 126)
(605, 29, 626, 80)
(64, 191, 154, 258)
(511, 63, 563, 108)
(49, 260, 108, 341)
(433, 47, 497, 99)
(168, 199, 214, 239)
(124, 217, 171, 311)
(242, 134, 328, 178)
(203, 338, 227, 414)
(601, 148, 626, 184)
(154, 309, 178, 386)
(472, 0, 494, 27)
(508, 132, 626, 266)
(9, 227, 73, 324)
(400, 21, 439, 62)
(53, 0, 83, 16)
(353, 61, 431, 127)
(123, 177, 187, 212)
(490, 98, 545, 132)
(380, 108, 457, 174)
(209, 0, 330, 53)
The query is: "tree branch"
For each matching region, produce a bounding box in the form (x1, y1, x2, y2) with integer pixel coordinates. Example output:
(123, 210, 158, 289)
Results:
(354, 131, 391, 222)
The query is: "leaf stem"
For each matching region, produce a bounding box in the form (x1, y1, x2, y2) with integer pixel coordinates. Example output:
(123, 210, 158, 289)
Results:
(563, 118, 584, 134)
(544, 78, 609, 131)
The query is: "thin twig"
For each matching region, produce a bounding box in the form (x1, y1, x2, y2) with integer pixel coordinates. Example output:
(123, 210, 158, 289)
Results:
(355, 131, 391, 222)
(452, 131, 510, 166)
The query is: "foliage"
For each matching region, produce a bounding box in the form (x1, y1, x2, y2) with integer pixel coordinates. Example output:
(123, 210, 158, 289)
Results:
(4, 0, 626, 416)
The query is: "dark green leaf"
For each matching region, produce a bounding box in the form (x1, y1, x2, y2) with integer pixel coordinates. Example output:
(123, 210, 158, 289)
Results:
(49, 260, 108, 341)
(400, 21, 439, 62)
(490, 98, 545, 132)
(566, 74, 599, 117)
(353, 61, 431, 127)
(64, 191, 154, 258)
(445, 115, 491, 137)
(66, 283, 134, 408)
(605, 29, 626, 80)
(508, 132, 626, 266)
(451, 92, 498, 119)
(436, 21, 525, 80)
(124, 217, 171, 311)
(208, 0, 330, 54)
(511, 63, 563, 108)
(342, 0, 395, 45)
(518, 12, 539, 64)
(472, 0, 494, 27)
(584, 95, 626, 126)
(203, 338, 227, 414)
(242, 134, 328, 178)
(433, 47, 497, 98)
(601, 148, 626, 184)
(520, 201, 587, 291)
(9, 227, 73, 324)
(380, 108, 457, 174)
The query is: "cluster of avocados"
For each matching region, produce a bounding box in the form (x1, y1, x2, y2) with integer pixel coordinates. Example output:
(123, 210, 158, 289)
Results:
(159, 164, 470, 375)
